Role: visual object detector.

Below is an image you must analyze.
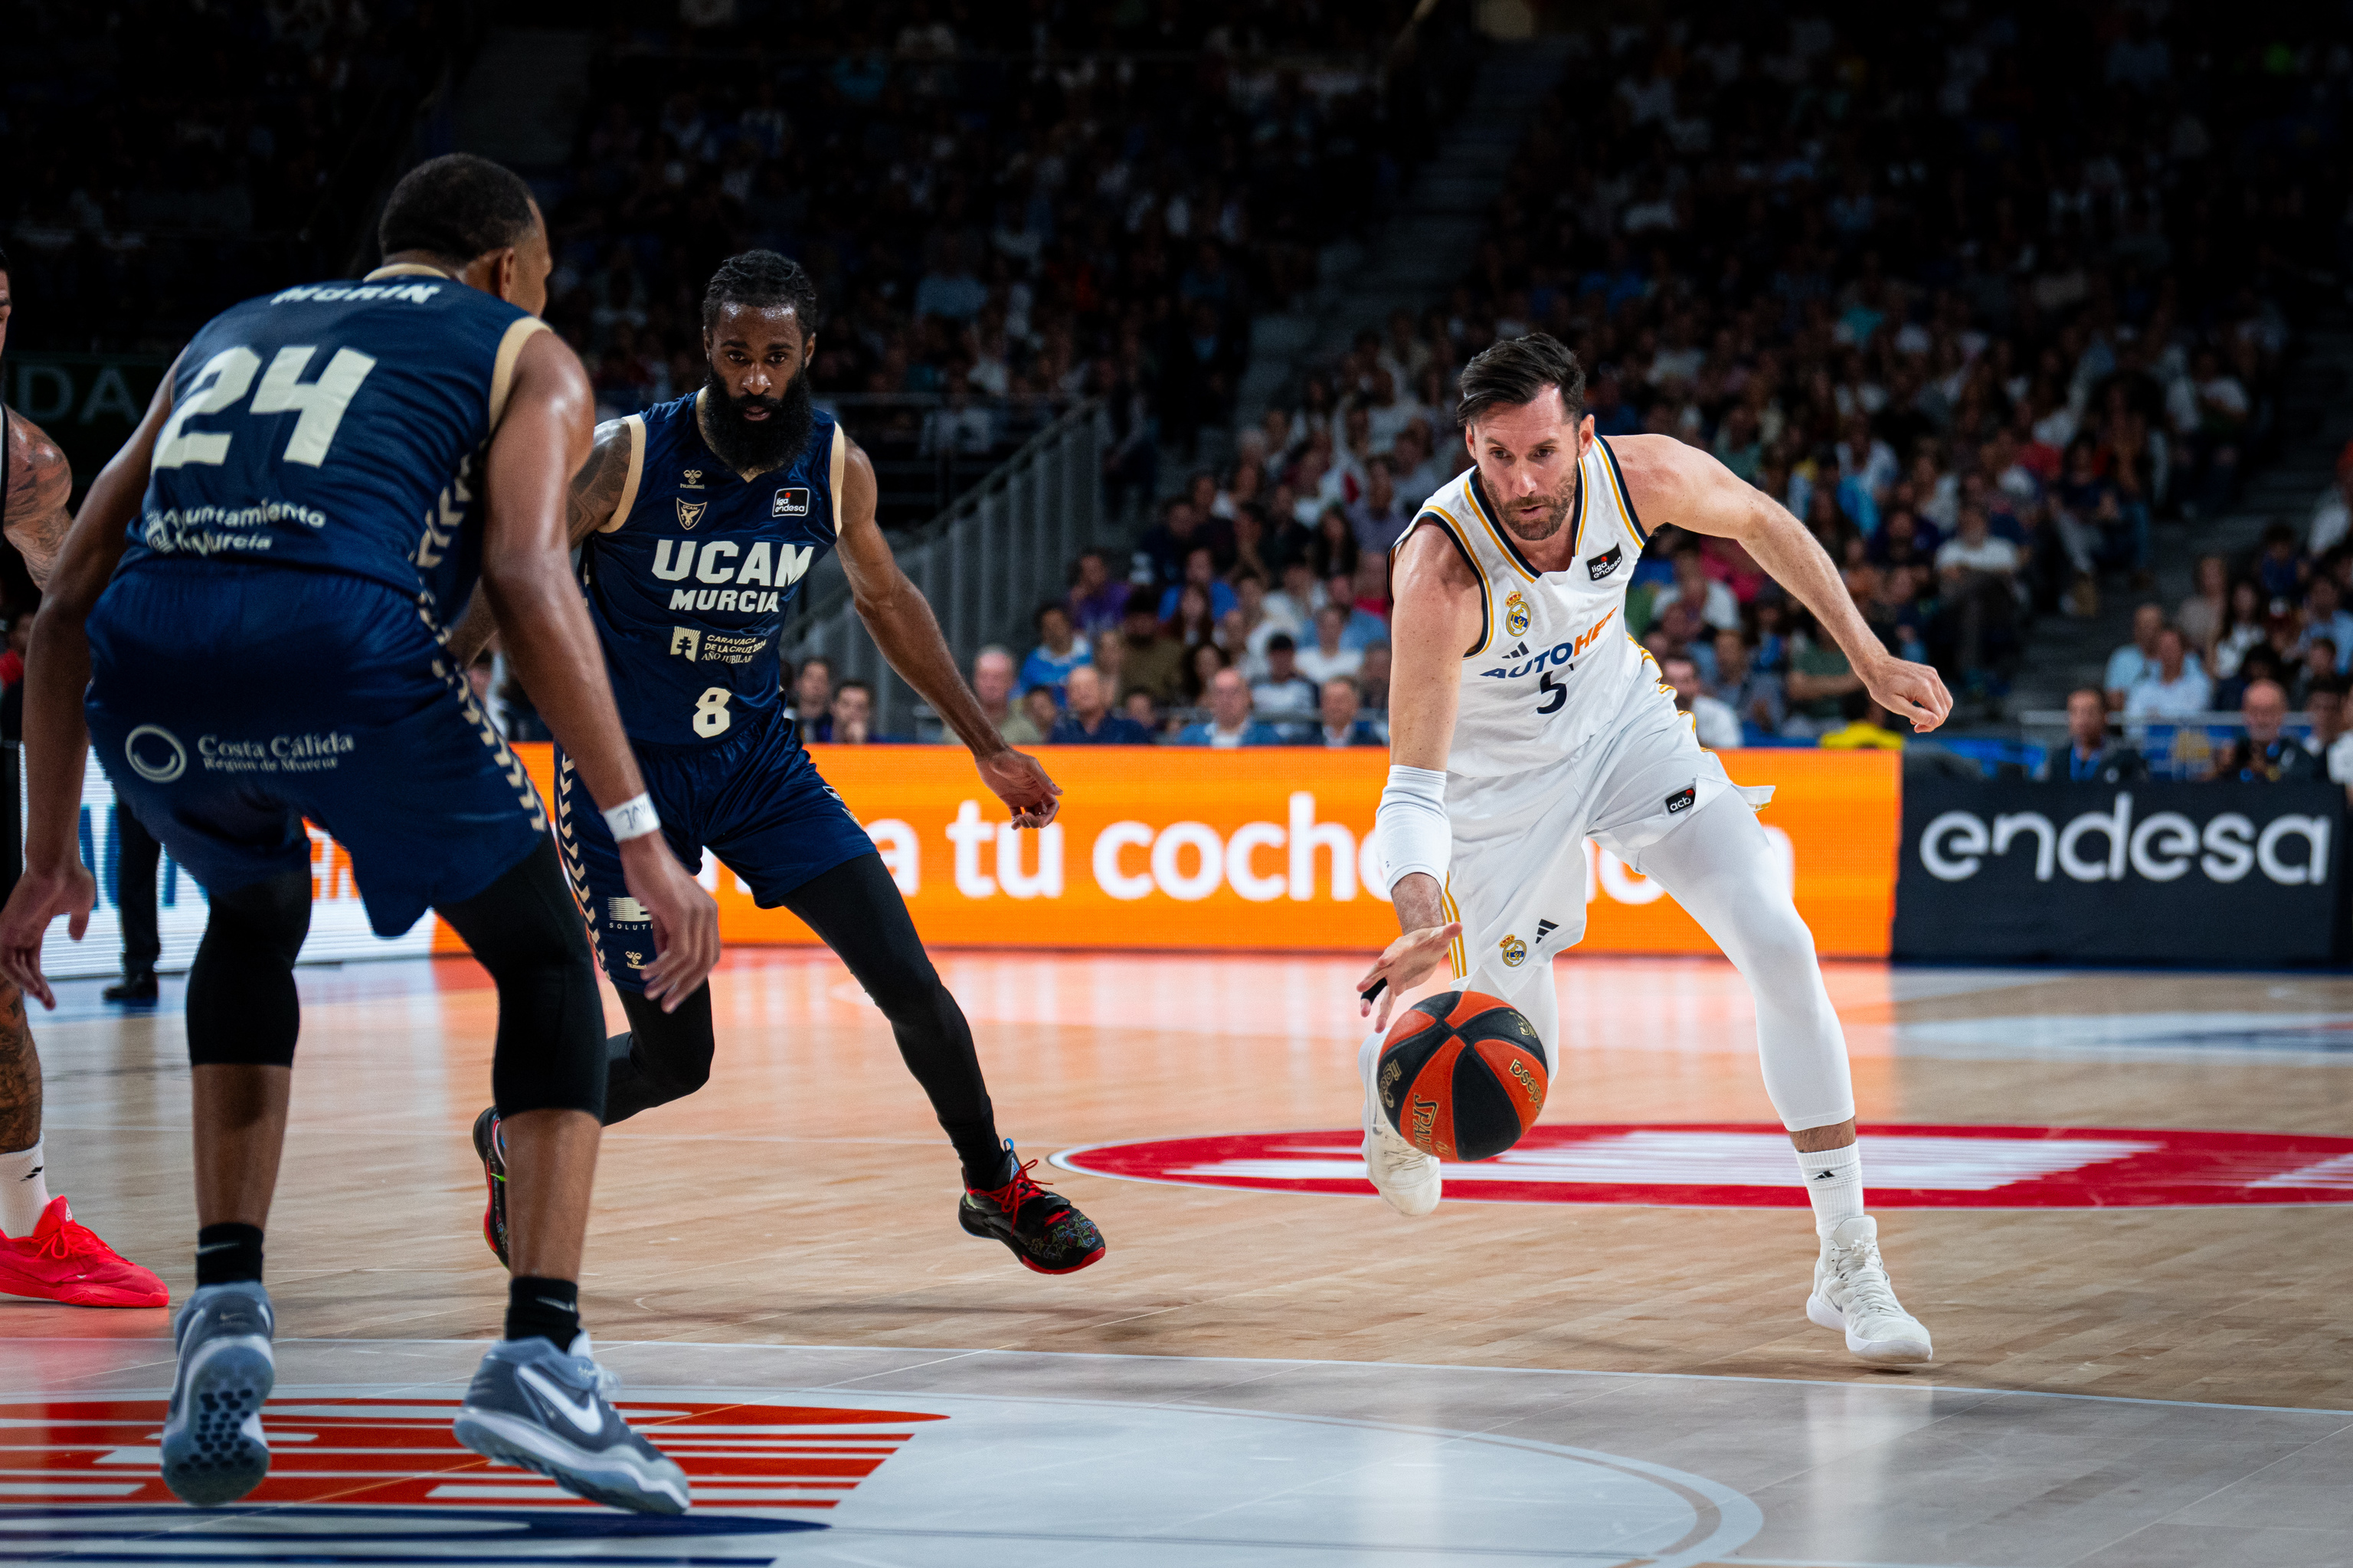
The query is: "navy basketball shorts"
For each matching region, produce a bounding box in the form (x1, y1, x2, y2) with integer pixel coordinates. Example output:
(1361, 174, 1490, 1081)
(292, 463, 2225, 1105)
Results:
(555, 708, 875, 992)
(84, 564, 549, 938)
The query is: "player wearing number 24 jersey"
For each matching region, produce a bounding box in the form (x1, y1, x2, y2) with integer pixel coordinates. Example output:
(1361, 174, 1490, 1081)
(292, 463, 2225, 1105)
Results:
(453, 250, 1107, 1280)
(0, 154, 718, 1513)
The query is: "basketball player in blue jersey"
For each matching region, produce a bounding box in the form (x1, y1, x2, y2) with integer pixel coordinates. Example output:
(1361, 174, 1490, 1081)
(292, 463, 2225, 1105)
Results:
(453, 250, 1105, 1277)
(0, 155, 718, 1513)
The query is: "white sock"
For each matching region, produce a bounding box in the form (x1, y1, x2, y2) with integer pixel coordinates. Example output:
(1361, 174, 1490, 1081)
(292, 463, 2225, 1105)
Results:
(1795, 1141, 1863, 1238)
(0, 1141, 51, 1237)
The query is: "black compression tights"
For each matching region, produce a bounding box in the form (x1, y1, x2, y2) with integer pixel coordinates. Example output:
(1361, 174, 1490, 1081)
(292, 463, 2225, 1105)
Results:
(185, 837, 605, 1123)
(604, 853, 1006, 1184)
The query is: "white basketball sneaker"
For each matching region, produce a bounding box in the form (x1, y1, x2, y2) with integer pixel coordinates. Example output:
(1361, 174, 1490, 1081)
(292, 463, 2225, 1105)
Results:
(1806, 1216, 1932, 1364)
(1358, 1032, 1440, 1217)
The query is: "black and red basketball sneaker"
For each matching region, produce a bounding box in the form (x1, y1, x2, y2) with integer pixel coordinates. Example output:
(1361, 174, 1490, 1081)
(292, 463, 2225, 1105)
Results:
(957, 1143, 1105, 1275)
(471, 1107, 509, 1269)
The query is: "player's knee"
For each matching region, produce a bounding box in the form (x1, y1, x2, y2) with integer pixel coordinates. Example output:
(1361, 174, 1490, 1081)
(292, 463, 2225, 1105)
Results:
(187, 869, 313, 1069)
(618, 987, 715, 1102)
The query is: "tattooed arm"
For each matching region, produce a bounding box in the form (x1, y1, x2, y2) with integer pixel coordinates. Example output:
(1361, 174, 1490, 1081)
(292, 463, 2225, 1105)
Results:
(2, 410, 73, 591)
(445, 414, 637, 666)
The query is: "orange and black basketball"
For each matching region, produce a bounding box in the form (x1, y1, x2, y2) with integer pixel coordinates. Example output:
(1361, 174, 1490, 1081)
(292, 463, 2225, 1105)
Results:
(1375, 990, 1548, 1161)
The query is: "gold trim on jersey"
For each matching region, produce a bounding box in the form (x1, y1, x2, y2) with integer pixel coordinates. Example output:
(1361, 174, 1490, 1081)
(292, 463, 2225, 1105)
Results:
(486, 316, 551, 432)
(1402, 507, 1493, 658)
(362, 264, 454, 281)
(1464, 473, 1541, 583)
(827, 424, 848, 535)
(602, 414, 646, 532)
(1440, 882, 1468, 980)
(1597, 437, 1648, 546)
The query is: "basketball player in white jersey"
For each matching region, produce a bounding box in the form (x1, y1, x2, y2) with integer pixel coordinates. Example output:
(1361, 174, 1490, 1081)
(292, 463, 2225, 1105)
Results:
(1357, 335, 1952, 1364)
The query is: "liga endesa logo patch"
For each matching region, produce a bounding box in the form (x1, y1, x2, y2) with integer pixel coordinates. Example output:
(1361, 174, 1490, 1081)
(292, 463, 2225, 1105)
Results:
(1052, 1124, 2353, 1209)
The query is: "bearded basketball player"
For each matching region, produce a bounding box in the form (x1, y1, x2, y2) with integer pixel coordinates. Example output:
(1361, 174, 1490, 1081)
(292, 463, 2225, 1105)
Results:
(451, 250, 1105, 1278)
(0, 246, 167, 1308)
(1356, 334, 1952, 1365)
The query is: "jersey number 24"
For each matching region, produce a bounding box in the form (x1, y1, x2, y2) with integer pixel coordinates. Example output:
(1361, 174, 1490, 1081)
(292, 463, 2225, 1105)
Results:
(152, 345, 378, 471)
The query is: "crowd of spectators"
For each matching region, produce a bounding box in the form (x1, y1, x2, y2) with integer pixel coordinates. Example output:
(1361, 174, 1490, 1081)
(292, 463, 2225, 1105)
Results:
(2076, 436, 2353, 787)
(1002, 1, 2345, 746)
(2, 0, 473, 355)
(535, 0, 1475, 524)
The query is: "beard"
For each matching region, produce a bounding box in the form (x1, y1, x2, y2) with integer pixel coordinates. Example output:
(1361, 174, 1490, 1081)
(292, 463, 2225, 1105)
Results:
(699, 366, 815, 475)
(1500, 470, 1579, 543)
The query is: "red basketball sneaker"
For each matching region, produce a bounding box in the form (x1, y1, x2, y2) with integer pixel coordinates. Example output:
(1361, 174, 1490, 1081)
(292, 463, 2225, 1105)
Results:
(0, 1198, 168, 1308)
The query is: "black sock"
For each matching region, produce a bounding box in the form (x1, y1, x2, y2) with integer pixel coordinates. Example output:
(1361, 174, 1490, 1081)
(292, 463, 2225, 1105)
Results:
(955, 1131, 1015, 1191)
(505, 1276, 581, 1350)
(195, 1223, 264, 1288)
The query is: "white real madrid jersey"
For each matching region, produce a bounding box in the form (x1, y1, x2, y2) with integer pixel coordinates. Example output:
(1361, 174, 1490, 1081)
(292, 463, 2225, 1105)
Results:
(1402, 437, 1659, 781)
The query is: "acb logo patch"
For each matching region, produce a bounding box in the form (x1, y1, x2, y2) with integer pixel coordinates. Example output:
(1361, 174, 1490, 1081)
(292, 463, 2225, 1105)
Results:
(1504, 591, 1532, 638)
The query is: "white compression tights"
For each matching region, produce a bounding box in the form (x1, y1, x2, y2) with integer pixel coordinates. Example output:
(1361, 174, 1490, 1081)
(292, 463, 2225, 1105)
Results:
(1510, 791, 1856, 1133)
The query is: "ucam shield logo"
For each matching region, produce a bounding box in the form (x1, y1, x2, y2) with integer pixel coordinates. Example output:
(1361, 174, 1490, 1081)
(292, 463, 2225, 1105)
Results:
(676, 499, 707, 529)
(1052, 1124, 2353, 1209)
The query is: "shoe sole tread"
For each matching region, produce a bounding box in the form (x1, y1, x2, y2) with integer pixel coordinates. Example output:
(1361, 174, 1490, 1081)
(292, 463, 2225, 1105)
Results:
(162, 1334, 274, 1506)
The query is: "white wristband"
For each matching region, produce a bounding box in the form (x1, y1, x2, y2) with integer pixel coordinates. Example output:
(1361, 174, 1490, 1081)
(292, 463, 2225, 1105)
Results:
(603, 793, 661, 842)
(1373, 764, 1452, 892)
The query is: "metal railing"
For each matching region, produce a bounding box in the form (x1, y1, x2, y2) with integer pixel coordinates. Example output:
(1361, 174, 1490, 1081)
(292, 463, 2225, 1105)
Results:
(783, 400, 1105, 738)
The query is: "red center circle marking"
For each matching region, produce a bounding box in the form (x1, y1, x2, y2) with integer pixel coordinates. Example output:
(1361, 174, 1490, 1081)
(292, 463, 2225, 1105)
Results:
(0, 1396, 942, 1511)
(1053, 1124, 2353, 1208)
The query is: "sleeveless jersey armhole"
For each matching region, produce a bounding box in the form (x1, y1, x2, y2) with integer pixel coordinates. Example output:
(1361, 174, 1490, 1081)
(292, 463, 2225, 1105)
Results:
(600, 415, 646, 533)
(827, 423, 847, 535)
(486, 316, 552, 431)
(1399, 508, 1491, 659)
(1595, 436, 1650, 548)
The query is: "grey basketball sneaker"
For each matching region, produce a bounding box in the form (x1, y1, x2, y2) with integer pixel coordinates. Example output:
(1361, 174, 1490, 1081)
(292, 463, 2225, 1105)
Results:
(453, 1334, 689, 1514)
(159, 1282, 277, 1506)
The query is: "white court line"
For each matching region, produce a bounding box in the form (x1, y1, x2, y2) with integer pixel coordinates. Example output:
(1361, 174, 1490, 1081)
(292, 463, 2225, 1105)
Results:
(7, 1337, 2351, 1420)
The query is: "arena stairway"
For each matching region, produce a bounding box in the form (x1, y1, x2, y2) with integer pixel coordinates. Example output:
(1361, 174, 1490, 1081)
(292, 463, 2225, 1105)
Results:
(1219, 35, 1575, 451)
(2000, 316, 2353, 735)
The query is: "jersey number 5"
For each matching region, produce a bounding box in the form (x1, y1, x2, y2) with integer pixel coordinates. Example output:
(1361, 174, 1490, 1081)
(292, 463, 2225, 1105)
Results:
(1536, 671, 1568, 715)
(153, 344, 380, 471)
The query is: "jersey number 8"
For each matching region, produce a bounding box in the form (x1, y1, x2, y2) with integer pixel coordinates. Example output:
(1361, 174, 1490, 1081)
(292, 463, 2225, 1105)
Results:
(694, 686, 733, 738)
(152, 344, 379, 471)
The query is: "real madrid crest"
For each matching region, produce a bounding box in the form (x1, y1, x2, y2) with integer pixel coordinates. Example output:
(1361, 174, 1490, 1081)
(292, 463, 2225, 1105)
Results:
(1504, 590, 1532, 638)
(1498, 933, 1527, 967)
(676, 499, 707, 530)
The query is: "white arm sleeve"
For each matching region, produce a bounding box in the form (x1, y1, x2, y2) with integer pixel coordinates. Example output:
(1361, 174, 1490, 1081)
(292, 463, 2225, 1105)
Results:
(1373, 764, 1451, 893)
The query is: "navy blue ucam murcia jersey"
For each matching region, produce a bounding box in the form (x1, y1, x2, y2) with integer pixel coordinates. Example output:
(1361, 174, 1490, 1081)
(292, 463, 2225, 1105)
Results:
(584, 389, 843, 746)
(119, 263, 545, 616)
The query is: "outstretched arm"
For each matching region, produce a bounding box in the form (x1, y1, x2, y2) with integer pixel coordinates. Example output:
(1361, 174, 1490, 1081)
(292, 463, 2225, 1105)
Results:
(447, 414, 637, 666)
(1611, 434, 1952, 732)
(833, 434, 1059, 827)
(2, 411, 74, 590)
(0, 366, 178, 1005)
(1353, 523, 1479, 1026)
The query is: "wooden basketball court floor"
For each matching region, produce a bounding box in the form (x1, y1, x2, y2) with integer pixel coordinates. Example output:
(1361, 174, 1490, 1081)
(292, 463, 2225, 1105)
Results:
(6, 948, 2352, 1565)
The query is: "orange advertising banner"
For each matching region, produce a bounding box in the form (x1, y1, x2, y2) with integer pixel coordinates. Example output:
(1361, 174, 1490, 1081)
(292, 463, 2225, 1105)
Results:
(453, 744, 1899, 958)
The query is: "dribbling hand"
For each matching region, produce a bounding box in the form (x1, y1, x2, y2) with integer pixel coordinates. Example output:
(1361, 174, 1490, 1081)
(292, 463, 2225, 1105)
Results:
(0, 860, 98, 1010)
(1355, 921, 1463, 1030)
(617, 836, 721, 1011)
(978, 747, 1062, 829)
